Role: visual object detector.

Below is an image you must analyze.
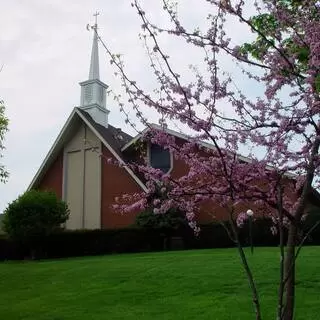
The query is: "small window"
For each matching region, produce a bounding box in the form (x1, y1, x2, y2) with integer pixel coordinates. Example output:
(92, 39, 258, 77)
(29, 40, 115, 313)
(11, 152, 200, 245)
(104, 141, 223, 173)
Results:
(149, 144, 171, 173)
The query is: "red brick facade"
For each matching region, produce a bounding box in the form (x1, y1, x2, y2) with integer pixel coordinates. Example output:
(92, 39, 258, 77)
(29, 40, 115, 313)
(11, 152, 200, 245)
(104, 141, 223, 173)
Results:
(36, 131, 300, 229)
(101, 146, 142, 228)
(37, 152, 63, 199)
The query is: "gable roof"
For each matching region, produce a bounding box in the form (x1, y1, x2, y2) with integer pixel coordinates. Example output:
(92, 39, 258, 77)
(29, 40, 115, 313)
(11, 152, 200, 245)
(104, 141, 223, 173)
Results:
(121, 123, 252, 163)
(77, 108, 132, 157)
(28, 110, 320, 207)
(28, 108, 147, 192)
(121, 123, 299, 179)
(121, 124, 320, 206)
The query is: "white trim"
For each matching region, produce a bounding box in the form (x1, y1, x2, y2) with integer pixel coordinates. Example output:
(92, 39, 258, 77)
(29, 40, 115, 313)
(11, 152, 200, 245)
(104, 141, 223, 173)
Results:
(153, 124, 296, 177)
(121, 123, 218, 152)
(28, 108, 148, 193)
(28, 108, 78, 190)
(121, 127, 149, 152)
(150, 123, 220, 152)
(75, 109, 148, 192)
(79, 79, 108, 90)
(121, 123, 296, 179)
(147, 142, 173, 175)
(62, 149, 68, 201)
(121, 123, 254, 165)
(82, 125, 87, 229)
(97, 140, 102, 229)
(81, 103, 110, 114)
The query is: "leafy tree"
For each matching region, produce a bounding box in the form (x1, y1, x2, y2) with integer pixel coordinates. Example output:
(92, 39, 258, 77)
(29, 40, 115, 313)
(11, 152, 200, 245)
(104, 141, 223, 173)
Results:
(239, 0, 320, 92)
(0, 99, 9, 183)
(3, 190, 69, 258)
(101, 1, 320, 319)
(136, 208, 187, 250)
(135, 181, 187, 248)
(136, 208, 186, 231)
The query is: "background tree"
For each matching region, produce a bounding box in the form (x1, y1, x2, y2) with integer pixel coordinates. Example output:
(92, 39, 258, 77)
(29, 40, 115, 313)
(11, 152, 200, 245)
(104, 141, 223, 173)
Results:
(136, 208, 187, 249)
(136, 208, 186, 231)
(135, 181, 187, 249)
(99, 1, 320, 319)
(0, 99, 9, 183)
(2, 190, 69, 259)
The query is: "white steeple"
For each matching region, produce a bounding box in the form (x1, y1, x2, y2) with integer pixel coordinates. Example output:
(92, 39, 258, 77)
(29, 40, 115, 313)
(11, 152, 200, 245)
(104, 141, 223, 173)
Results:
(79, 11, 109, 127)
(89, 22, 100, 80)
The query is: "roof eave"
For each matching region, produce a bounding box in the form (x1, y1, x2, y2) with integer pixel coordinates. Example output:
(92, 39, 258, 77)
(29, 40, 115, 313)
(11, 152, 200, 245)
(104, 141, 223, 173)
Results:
(28, 108, 148, 193)
(28, 108, 78, 190)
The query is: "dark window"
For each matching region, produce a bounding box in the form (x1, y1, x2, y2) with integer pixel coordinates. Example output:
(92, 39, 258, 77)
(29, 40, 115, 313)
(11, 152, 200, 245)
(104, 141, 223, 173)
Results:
(150, 144, 171, 173)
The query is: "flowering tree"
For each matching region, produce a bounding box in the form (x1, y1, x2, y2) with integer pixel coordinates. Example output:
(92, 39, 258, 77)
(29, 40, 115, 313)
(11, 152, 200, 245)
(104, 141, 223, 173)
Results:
(97, 1, 320, 319)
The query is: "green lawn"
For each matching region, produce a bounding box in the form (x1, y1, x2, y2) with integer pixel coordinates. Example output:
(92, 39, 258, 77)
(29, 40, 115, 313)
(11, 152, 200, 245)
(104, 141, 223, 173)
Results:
(0, 247, 319, 320)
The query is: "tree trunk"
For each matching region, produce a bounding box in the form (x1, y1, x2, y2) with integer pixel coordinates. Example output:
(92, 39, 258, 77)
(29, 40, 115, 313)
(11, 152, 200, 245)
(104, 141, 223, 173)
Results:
(283, 224, 297, 320)
(229, 219, 262, 320)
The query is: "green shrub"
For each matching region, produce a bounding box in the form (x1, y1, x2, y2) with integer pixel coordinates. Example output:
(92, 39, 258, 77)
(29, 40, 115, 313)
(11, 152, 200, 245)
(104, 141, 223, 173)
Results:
(2, 190, 69, 258)
(1, 217, 320, 261)
(135, 208, 187, 232)
(0, 228, 165, 260)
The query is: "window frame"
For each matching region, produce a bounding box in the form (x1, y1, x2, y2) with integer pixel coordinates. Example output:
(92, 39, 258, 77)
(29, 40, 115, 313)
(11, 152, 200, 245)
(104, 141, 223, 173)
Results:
(147, 142, 173, 174)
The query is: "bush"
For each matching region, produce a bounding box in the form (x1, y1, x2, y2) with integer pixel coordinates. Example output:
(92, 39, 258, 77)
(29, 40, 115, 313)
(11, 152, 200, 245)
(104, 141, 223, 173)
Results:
(135, 208, 189, 250)
(1, 217, 320, 261)
(2, 190, 69, 258)
(136, 208, 187, 232)
(0, 228, 165, 260)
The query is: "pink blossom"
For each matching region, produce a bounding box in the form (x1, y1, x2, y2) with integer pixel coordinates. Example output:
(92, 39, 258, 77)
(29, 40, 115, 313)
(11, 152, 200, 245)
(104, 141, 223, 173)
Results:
(153, 199, 161, 206)
(236, 212, 248, 228)
(105, 0, 320, 248)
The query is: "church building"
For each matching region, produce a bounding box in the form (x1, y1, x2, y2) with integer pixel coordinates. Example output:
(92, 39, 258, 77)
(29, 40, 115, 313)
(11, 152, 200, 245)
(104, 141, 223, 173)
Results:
(28, 21, 196, 229)
(28, 21, 320, 230)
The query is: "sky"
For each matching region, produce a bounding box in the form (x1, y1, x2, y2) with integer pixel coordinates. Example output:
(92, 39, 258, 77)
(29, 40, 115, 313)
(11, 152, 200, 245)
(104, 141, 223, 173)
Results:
(0, 0, 257, 213)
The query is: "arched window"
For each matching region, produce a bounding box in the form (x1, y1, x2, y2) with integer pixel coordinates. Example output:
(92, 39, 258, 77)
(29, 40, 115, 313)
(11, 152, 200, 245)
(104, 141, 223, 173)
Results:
(149, 143, 172, 173)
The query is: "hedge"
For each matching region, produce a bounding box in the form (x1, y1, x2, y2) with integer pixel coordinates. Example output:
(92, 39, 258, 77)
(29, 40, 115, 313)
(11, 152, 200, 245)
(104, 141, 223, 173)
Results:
(0, 218, 320, 261)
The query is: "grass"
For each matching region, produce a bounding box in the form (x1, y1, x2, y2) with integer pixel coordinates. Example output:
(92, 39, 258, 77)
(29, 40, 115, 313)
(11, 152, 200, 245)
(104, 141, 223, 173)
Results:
(0, 247, 319, 320)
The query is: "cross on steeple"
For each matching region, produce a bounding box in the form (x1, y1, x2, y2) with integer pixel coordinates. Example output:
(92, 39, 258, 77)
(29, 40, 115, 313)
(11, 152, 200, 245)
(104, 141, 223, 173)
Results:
(93, 11, 99, 29)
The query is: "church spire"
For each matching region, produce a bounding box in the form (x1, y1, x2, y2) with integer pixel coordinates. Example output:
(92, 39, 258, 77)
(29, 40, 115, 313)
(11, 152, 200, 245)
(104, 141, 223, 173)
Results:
(79, 11, 109, 127)
(89, 12, 100, 80)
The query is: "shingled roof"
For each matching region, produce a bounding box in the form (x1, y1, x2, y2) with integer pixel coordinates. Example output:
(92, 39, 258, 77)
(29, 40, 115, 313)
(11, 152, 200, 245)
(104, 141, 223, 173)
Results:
(76, 108, 132, 158)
